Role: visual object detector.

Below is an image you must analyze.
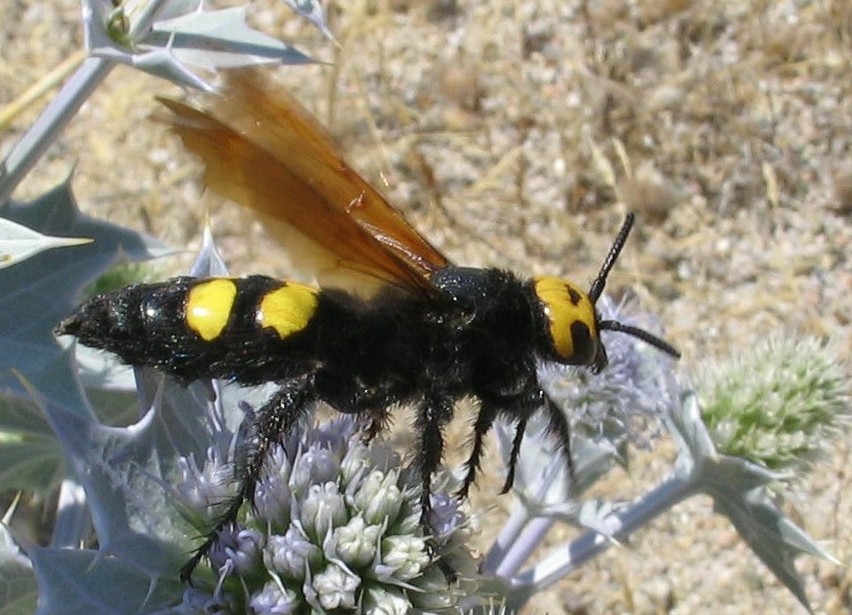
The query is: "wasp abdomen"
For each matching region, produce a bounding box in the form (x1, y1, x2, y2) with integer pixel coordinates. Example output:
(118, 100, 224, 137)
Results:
(56, 275, 320, 383)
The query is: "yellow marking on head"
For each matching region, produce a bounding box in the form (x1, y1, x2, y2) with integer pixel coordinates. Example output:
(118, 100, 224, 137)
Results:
(257, 282, 319, 338)
(186, 278, 238, 341)
(534, 276, 598, 361)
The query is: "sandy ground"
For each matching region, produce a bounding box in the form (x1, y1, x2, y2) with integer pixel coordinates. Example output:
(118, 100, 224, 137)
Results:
(2, 0, 850, 613)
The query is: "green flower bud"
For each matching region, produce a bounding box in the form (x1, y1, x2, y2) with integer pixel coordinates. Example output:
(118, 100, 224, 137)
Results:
(313, 563, 360, 610)
(300, 481, 348, 541)
(333, 515, 381, 568)
(249, 580, 301, 614)
(264, 527, 322, 580)
(380, 535, 430, 581)
(698, 336, 849, 471)
(361, 585, 411, 615)
(353, 470, 403, 525)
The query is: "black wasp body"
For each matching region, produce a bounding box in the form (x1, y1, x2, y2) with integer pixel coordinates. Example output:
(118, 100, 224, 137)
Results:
(60, 268, 548, 408)
(56, 73, 679, 581)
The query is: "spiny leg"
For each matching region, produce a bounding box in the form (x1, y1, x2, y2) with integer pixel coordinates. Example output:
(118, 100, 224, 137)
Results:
(414, 393, 453, 523)
(414, 393, 455, 580)
(498, 397, 575, 495)
(180, 376, 315, 583)
(543, 395, 575, 482)
(457, 403, 497, 499)
(499, 416, 528, 494)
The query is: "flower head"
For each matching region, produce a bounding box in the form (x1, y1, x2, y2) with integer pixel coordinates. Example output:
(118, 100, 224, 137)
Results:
(176, 416, 476, 612)
(538, 297, 678, 444)
(696, 335, 849, 471)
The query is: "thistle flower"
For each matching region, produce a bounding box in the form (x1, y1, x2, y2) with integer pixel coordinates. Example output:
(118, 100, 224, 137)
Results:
(538, 297, 677, 444)
(175, 416, 476, 614)
(696, 335, 849, 471)
(481, 298, 681, 602)
(505, 297, 679, 500)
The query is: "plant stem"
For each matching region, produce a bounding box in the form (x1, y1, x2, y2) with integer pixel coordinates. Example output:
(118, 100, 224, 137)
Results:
(508, 473, 697, 609)
(0, 56, 115, 202)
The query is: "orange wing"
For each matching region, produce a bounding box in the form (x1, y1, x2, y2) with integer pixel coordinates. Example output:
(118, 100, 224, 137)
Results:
(159, 71, 450, 296)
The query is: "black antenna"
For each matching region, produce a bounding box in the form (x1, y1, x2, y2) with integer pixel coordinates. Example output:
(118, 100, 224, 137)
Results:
(589, 213, 635, 303)
(591, 213, 681, 360)
(598, 319, 681, 358)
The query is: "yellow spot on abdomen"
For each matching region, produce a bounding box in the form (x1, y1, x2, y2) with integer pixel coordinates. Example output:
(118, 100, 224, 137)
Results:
(534, 276, 596, 360)
(186, 279, 238, 341)
(257, 282, 318, 339)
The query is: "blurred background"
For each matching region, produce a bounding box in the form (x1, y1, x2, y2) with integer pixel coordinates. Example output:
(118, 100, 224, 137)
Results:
(2, 1, 849, 612)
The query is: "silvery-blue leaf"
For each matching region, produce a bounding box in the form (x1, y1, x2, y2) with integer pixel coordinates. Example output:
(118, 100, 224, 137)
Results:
(151, 7, 317, 69)
(189, 224, 229, 278)
(0, 522, 37, 614)
(0, 217, 91, 270)
(0, 180, 167, 409)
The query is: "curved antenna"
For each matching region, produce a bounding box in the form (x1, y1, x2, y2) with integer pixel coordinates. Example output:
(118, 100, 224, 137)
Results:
(588, 213, 635, 303)
(591, 213, 681, 360)
(598, 319, 681, 359)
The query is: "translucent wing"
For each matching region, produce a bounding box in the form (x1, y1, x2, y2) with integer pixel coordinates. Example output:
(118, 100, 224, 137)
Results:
(159, 71, 450, 296)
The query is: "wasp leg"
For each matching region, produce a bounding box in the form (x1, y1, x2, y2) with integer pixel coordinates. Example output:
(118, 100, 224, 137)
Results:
(499, 416, 528, 494)
(413, 393, 456, 580)
(456, 403, 497, 499)
(415, 393, 453, 519)
(543, 395, 575, 482)
(497, 395, 575, 494)
(179, 376, 315, 583)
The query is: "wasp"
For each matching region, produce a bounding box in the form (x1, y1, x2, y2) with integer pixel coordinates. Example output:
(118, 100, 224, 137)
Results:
(55, 72, 679, 581)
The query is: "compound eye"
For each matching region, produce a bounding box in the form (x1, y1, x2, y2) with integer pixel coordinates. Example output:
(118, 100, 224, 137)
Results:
(533, 276, 599, 365)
